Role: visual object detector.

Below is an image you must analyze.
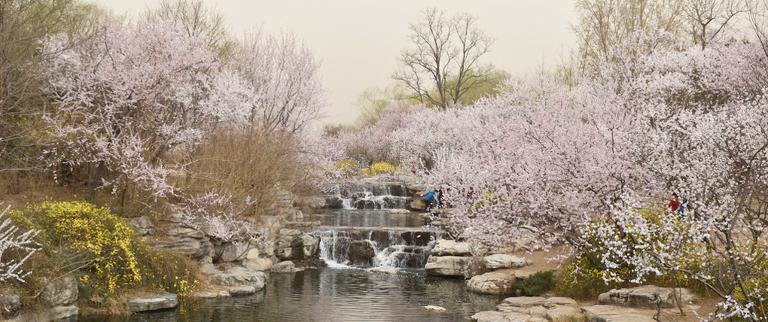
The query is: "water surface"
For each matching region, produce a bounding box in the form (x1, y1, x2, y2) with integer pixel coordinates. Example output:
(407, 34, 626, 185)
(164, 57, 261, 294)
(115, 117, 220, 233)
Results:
(104, 267, 501, 322)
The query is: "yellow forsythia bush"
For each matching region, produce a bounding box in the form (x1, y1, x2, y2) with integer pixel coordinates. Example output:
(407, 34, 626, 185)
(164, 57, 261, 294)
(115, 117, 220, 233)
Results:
(11, 201, 141, 296)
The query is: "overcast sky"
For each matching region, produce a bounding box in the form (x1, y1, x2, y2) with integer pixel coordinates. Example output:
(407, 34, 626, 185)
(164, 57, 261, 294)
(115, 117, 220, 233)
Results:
(92, 0, 578, 125)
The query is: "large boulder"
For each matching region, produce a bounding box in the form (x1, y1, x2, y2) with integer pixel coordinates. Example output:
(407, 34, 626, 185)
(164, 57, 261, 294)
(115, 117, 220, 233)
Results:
(467, 270, 517, 295)
(127, 293, 178, 313)
(431, 239, 471, 256)
(275, 229, 304, 260)
(348, 240, 375, 266)
(243, 248, 273, 271)
(41, 275, 78, 306)
(151, 226, 212, 259)
(301, 234, 319, 257)
(208, 266, 266, 290)
(244, 257, 273, 272)
(272, 261, 300, 273)
(483, 254, 528, 270)
(581, 305, 656, 322)
(128, 216, 154, 236)
(216, 242, 250, 262)
(597, 285, 697, 309)
(425, 256, 470, 277)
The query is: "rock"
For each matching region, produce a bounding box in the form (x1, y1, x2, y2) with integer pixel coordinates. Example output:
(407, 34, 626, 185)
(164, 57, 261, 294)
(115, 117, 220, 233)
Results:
(127, 293, 178, 313)
(275, 230, 304, 260)
(467, 270, 517, 295)
(129, 216, 154, 236)
(227, 286, 257, 296)
(369, 267, 399, 274)
(191, 290, 230, 299)
(272, 261, 299, 273)
(431, 239, 471, 256)
(497, 296, 579, 314)
(423, 305, 447, 312)
(168, 227, 205, 239)
(295, 196, 326, 209)
(597, 285, 697, 309)
(42, 275, 78, 306)
(471, 310, 532, 322)
(0, 292, 21, 314)
(217, 242, 250, 262)
(425, 256, 470, 277)
(151, 236, 211, 259)
(245, 248, 260, 259)
(348, 240, 375, 266)
(208, 266, 266, 290)
(324, 196, 344, 209)
(483, 254, 529, 269)
(50, 305, 79, 320)
(581, 305, 656, 322)
(199, 262, 220, 275)
(244, 257, 273, 272)
(547, 297, 579, 307)
(301, 234, 319, 257)
(544, 305, 583, 321)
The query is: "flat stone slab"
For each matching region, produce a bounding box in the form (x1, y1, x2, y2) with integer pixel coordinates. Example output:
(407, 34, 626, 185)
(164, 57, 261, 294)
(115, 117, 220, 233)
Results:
(227, 286, 257, 296)
(471, 310, 534, 322)
(484, 254, 529, 269)
(369, 267, 399, 274)
(127, 293, 178, 313)
(582, 305, 657, 322)
(598, 285, 697, 309)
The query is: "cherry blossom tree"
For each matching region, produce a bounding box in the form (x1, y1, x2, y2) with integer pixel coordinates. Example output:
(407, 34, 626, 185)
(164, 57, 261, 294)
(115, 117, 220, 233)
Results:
(229, 29, 323, 133)
(0, 206, 38, 283)
(39, 17, 247, 199)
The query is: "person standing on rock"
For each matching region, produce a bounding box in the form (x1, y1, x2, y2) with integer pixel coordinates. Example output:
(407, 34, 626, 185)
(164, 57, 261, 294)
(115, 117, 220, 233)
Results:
(422, 190, 437, 212)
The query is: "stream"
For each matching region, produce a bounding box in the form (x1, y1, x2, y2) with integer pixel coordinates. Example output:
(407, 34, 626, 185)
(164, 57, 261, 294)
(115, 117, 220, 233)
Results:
(86, 181, 502, 321)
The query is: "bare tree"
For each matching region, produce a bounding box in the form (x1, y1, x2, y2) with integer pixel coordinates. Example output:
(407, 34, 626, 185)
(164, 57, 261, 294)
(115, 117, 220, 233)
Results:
(685, 0, 745, 49)
(394, 8, 492, 110)
(147, 0, 230, 53)
(574, 0, 685, 65)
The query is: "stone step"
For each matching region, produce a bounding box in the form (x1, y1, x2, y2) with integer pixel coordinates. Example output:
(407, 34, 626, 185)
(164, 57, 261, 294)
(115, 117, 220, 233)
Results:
(127, 293, 178, 313)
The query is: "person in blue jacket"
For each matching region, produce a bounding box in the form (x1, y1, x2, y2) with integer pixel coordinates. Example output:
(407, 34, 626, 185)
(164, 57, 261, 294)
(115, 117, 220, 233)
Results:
(422, 190, 437, 211)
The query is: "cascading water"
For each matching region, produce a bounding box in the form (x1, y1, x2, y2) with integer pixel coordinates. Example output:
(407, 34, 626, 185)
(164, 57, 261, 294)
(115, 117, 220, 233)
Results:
(313, 179, 443, 271)
(315, 229, 440, 269)
(325, 182, 411, 210)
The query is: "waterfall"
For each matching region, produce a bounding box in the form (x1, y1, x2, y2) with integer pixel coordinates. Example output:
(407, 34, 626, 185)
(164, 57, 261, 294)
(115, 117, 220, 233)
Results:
(317, 230, 353, 268)
(315, 229, 438, 269)
(326, 183, 410, 210)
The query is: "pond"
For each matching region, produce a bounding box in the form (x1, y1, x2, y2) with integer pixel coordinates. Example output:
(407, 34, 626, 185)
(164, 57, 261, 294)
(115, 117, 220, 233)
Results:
(92, 267, 501, 322)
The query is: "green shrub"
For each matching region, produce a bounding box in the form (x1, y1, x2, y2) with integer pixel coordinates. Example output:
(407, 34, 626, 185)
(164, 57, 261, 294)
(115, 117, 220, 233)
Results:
(135, 248, 199, 297)
(513, 271, 554, 296)
(554, 255, 621, 299)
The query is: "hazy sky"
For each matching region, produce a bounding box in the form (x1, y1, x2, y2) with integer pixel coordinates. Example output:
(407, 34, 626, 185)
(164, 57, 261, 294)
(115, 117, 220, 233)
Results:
(92, 0, 578, 125)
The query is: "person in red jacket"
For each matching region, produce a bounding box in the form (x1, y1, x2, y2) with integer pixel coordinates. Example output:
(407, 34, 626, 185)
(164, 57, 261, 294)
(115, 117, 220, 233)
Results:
(667, 192, 681, 213)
